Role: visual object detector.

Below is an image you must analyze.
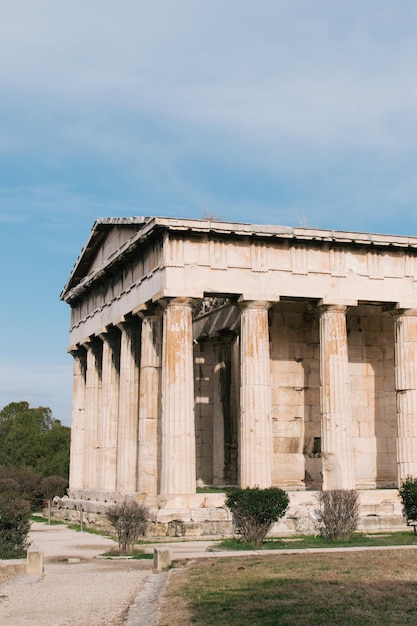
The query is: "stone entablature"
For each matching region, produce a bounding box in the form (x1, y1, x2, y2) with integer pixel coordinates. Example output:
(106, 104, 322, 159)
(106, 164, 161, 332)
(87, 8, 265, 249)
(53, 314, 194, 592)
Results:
(60, 217, 417, 535)
(63, 218, 417, 347)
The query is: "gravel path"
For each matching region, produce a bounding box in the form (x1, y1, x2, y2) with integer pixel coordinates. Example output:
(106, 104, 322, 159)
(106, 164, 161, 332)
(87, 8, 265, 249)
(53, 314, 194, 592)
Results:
(0, 523, 153, 626)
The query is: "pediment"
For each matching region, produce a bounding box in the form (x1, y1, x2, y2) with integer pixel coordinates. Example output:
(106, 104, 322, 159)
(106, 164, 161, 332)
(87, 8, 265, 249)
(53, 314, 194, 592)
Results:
(87, 225, 139, 274)
(61, 218, 147, 300)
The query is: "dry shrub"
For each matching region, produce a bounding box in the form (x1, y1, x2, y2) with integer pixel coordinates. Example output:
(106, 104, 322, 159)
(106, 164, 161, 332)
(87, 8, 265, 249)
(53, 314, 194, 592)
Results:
(0, 478, 20, 493)
(316, 489, 359, 540)
(106, 500, 150, 554)
(40, 475, 69, 500)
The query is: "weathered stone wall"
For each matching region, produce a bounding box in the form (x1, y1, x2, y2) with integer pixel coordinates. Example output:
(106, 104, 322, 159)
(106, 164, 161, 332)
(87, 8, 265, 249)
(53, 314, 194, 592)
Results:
(194, 337, 239, 486)
(270, 302, 321, 489)
(347, 304, 396, 488)
(268, 302, 397, 491)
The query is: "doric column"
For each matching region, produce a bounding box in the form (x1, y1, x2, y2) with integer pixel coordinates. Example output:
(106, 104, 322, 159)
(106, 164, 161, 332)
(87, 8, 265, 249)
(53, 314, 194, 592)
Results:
(69, 347, 86, 492)
(99, 329, 120, 491)
(137, 311, 162, 496)
(239, 300, 273, 488)
(393, 309, 417, 482)
(116, 320, 140, 493)
(213, 334, 234, 485)
(319, 304, 355, 489)
(83, 338, 102, 490)
(160, 298, 196, 495)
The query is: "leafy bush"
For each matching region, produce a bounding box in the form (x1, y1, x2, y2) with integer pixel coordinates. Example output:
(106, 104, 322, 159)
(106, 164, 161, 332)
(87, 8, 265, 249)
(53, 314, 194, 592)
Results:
(399, 476, 417, 522)
(0, 465, 42, 507)
(315, 489, 359, 540)
(106, 500, 150, 554)
(0, 466, 70, 511)
(0, 478, 20, 493)
(225, 487, 289, 546)
(0, 482, 31, 558)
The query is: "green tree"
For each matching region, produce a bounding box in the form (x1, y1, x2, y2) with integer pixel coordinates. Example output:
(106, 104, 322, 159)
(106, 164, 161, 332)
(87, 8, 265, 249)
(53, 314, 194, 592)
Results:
(0, 480, 31, 558)
(0, 401, 70, 478)
(0, 465, 42, 506)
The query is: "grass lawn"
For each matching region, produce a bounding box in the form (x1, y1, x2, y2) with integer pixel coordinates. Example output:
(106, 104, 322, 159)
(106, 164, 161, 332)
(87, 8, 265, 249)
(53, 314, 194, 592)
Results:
(158, 548, 417, 625)
(218, 531, 417, 551)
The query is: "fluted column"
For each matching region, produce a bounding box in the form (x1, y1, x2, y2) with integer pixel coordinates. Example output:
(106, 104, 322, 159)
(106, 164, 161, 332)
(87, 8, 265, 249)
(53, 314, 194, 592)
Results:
(99, 329, 120, 491)
(83, 339, 102, 490)
(117, 321, 140, 492)
(213, 335, 233, 485)
(137, 312, 162, 496)
(319, 304, 355, 489)
(393, 309, 417, 482)
(239, 300, 273, 488)
(160, 298, 196, 495)
(69, 347, 87, 492)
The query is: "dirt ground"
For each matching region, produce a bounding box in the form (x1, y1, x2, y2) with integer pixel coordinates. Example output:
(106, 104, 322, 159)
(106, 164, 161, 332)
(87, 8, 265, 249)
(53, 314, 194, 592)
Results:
(157, 566, 194, 625)
(0, 523, 152, 626)
(0, 570, 14, 585)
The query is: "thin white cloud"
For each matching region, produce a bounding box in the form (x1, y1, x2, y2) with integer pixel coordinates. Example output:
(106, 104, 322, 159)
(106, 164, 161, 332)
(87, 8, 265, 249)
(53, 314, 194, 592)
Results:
(0, 1, 416, 233)
(2, 1, 417, 155)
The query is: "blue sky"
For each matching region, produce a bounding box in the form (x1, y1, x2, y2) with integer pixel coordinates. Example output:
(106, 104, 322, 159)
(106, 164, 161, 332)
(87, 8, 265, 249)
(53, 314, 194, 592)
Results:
(2, 1, 417, 425)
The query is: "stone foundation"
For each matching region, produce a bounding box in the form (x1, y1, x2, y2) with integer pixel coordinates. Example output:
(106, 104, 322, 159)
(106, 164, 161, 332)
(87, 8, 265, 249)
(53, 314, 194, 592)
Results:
(52, 489, 407, 539)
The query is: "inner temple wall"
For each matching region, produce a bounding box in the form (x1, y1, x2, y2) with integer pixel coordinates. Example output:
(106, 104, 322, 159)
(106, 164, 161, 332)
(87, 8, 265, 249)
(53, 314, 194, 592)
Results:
(194, 340, 215, 485)
(270, 302, 321, 489)
(269, 302, 398, 490)
(347, 304, 397, 488)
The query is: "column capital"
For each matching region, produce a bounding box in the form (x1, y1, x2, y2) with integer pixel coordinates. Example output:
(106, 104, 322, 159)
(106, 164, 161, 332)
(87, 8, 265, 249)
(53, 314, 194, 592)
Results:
(238, 298, 273, 311)
(115, 317, 140, 333)
(318, 303, 348, 314)
(80, 336, 102, 352)
(133, 302, 164, 320)
(68, 345, 87, 358)
(98, 326, 121, 343)
(390, 307, 417, 318)
(158, 296, 197, 310)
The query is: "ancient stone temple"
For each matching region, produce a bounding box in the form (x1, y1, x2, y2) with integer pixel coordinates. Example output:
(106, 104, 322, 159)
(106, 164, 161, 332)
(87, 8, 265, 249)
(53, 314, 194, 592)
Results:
(59, 217, 417, 535)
